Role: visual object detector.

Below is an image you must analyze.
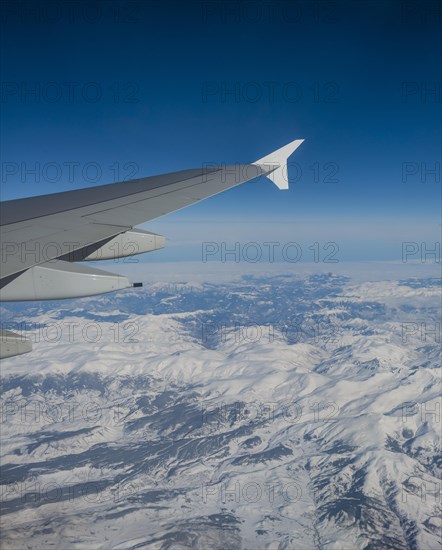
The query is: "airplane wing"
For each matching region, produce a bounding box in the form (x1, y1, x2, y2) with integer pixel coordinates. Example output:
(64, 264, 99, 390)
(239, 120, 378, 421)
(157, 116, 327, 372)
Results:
(0, 138, 304, 357)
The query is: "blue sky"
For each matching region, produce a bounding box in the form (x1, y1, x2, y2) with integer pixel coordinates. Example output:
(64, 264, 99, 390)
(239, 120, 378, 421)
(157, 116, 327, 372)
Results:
(1, 0, 440, 263)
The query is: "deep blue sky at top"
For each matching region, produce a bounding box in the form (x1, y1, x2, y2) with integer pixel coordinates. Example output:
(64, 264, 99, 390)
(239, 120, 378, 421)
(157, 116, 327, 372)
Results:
(0, 0, 441, 261)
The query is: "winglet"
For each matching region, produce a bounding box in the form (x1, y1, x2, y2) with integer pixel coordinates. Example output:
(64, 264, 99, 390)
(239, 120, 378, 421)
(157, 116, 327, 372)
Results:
(253, 138, 304, 190)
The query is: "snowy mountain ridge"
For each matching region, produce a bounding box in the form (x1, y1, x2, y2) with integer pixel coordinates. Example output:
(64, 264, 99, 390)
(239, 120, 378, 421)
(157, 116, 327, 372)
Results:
(0, 274, 440, 549)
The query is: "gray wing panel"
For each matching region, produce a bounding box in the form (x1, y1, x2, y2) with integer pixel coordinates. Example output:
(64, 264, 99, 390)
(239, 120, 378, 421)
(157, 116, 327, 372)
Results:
(0, 168, 211, 226)
(0, 164, 267, 279)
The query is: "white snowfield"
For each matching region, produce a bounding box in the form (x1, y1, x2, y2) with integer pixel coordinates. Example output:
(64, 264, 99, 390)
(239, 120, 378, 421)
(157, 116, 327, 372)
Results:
(0, 274, 440, 550)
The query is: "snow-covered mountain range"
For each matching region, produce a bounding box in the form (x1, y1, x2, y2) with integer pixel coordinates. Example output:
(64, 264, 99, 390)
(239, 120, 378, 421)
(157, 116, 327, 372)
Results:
(0, 273, 440, 549)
